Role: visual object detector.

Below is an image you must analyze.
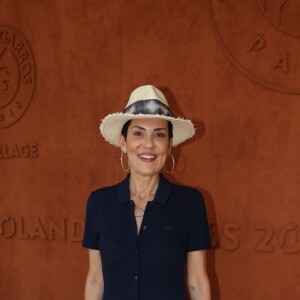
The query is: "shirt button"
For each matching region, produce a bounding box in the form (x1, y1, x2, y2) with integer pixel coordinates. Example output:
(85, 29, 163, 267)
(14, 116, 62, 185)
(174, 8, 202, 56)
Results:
(149, 202, 153, 207)
(142, 226, 147, 230)
(134, 276, 138, 280)
(135, 250, 138, 254)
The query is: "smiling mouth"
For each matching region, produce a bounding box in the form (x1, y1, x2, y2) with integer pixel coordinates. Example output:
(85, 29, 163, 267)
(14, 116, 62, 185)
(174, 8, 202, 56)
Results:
(138, 154, 157, 161)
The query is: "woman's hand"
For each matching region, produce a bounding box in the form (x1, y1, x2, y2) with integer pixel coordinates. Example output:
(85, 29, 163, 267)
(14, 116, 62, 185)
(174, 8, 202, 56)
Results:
(187, 250, 211, 300)
(84, 249, 104, 300)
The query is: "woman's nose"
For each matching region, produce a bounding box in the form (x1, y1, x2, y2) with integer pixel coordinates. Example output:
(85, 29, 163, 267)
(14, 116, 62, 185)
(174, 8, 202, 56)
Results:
(143, 135, 154, 148)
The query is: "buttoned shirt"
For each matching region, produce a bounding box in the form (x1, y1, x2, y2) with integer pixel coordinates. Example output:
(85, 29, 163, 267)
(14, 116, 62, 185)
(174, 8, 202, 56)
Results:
(82, 174, 211, 300)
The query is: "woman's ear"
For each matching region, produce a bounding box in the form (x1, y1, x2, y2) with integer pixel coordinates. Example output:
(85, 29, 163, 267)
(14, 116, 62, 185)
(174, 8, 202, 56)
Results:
(119, 134, 127, 153)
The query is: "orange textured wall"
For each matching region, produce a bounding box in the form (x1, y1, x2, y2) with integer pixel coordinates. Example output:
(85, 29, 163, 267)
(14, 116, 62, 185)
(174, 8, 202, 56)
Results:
(1, 1, 300, 299)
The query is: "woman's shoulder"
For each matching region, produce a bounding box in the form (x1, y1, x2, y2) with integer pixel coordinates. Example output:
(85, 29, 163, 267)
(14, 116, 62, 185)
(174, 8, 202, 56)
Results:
(90, 184, 118, 200)
(171, 181, 202, 195)
(88, 176, 129, 202)
(91, 183, 117, 196)
(170, 181, 204, 204)
(87, 181, 120, 204)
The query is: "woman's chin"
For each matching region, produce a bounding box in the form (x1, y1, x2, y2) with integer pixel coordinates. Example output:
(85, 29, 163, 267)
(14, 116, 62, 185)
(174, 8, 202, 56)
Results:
(130, 167, 162, 177)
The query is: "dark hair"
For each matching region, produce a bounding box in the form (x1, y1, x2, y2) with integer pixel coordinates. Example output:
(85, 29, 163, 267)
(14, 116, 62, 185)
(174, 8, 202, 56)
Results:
(121, 120, 173, 140)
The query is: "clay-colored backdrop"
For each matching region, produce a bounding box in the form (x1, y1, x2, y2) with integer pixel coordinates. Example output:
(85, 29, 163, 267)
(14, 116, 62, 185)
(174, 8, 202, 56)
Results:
(1, 0, 299, 299)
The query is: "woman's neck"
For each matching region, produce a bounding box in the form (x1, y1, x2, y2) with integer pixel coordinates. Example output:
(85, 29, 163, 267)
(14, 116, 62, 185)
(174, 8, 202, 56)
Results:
(129, 172, 160, 201)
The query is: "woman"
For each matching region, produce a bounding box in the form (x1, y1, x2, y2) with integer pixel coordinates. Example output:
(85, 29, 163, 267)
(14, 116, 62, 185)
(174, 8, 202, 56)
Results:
(83, 85, 211, 300)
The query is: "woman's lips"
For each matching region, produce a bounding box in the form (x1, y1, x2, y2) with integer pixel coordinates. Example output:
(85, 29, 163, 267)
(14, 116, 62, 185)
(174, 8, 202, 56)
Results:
(138, 153, 157, 162)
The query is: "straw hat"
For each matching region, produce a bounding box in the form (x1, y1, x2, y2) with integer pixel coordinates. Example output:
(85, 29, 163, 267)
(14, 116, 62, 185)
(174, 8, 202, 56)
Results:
(100, 85, 195, 147)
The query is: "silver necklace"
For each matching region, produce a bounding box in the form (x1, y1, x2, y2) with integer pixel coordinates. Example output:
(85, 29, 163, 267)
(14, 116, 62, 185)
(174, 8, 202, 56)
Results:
(134, 204, 145, 218)
(135, 205, 145, 212)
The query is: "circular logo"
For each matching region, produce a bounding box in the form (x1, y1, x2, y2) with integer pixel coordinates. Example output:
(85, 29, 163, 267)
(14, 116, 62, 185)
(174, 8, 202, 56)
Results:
(256, 0, 300, 37)
(0, 24, 35, 128)
(208, 0, 300, 94)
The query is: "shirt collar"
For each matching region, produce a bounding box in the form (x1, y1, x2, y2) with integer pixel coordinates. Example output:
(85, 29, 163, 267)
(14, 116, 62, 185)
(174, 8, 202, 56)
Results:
(117, 174, 172, 205)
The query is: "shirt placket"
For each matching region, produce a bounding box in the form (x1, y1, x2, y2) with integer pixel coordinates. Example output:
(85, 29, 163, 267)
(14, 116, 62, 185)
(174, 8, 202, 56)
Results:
(129, 200, 139, 300)
(135, 201, 156, 299)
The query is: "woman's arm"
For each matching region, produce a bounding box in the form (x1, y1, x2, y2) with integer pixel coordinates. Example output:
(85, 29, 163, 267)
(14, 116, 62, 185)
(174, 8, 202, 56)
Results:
(84, 249, 104, 300)
(187, 250, 211, 300)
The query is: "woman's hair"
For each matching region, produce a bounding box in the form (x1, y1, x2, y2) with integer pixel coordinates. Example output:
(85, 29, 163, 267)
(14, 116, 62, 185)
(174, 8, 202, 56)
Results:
(121, 120, 173, 140)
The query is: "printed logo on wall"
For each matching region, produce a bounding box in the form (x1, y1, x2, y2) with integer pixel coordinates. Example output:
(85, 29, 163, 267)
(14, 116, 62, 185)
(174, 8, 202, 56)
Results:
(0, 24, 35, 128)
(0, 215, 84, 242)
(208, 0, 300, 94)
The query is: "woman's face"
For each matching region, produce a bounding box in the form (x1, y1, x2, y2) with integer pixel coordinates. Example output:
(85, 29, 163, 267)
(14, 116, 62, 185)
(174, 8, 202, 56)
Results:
(120, 118, 172, 177)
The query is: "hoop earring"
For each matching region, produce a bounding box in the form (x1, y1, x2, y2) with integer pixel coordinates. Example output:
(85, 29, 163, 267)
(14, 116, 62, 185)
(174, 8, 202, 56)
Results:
(120, 151, 130, 172)
(164, 153, 175, 174)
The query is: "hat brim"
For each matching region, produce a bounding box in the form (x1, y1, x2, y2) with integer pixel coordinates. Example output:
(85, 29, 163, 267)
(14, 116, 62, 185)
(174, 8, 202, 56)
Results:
(100, 113, 195, 147)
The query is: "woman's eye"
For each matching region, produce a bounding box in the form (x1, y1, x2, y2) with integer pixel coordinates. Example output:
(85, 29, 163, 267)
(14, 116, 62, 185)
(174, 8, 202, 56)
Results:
(133, 131, 143, 137)
(156, 132, 165, 138)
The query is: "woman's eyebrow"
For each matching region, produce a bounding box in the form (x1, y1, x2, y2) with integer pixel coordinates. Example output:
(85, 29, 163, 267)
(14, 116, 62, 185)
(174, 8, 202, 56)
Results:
(132, 126, 145, 130)
(154, 128, 167, 131)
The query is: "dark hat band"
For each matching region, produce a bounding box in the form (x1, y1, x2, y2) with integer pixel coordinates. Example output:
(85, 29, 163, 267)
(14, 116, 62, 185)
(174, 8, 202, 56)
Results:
(123, 99, 173, 117)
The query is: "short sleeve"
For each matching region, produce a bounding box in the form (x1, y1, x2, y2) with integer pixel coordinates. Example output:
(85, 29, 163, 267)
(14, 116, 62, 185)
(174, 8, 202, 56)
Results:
(82, 193, 100, 250)
(187, 191, 211, 252)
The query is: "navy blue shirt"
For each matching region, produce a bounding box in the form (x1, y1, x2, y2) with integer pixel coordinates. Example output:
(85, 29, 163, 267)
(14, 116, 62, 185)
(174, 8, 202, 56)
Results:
(82, 174, 211, 300)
